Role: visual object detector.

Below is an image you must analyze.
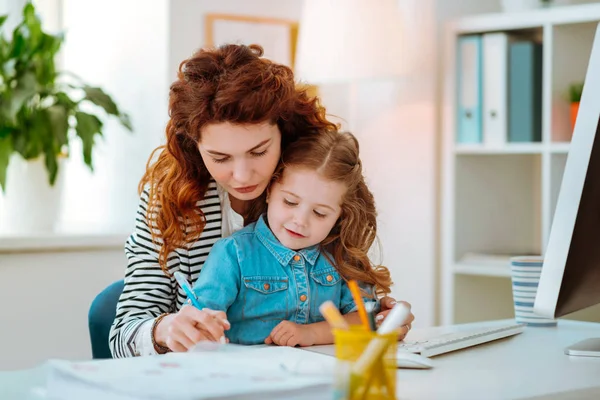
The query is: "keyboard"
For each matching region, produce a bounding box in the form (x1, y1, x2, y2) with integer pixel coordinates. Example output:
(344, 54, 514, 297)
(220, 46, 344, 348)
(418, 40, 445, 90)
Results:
(398, 322, 525, 357)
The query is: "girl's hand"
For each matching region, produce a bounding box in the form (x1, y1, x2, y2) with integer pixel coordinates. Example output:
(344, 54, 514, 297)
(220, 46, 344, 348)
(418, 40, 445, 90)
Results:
(265, 321, 316, 347)
(155, 305, 230, 352)
(376, 298, 415, 341)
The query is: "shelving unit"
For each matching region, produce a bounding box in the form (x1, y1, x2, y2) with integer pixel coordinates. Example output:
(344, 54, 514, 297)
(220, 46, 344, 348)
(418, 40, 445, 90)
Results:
(441, 4, 600, 325)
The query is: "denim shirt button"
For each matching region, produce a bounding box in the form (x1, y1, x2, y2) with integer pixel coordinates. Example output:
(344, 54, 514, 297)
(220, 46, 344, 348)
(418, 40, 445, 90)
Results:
(293, 255, 301, 261)
(326, 275, 333, 282)
(263, 283, 270, 290)
(300, 294, 307, 302)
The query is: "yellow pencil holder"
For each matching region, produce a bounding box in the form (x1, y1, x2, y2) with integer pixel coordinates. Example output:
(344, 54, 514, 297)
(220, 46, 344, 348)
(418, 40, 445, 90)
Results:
(333, 327, 397, 400)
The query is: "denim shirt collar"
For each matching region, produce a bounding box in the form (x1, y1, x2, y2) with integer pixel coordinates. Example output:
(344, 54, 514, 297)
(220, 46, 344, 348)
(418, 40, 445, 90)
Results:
(255, 214, 321, 267)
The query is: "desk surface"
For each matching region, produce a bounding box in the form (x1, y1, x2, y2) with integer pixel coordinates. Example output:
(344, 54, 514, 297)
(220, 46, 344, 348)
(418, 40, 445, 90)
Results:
(2, 319, 600, 400)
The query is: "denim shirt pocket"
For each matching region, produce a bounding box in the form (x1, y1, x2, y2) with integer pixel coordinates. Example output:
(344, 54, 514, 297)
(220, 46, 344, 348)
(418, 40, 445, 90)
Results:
(310, 268, 342, 317)
(242, 276, 290, 321)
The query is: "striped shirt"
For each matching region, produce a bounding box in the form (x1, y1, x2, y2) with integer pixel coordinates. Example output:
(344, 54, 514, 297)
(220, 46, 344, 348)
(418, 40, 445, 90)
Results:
(109, 181, 224, 358)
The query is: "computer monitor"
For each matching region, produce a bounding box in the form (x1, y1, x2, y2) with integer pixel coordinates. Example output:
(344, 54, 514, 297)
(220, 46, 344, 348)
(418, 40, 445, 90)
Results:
(534, 23, 600, 357)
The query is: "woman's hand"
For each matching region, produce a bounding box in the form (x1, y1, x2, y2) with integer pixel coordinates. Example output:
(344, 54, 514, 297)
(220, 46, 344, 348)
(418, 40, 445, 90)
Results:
(155, 305, 230, 352)
(376, 297, 415, 341)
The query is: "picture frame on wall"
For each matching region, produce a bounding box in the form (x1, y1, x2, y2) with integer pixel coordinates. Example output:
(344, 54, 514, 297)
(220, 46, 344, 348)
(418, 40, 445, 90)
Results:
(204, 14, 299, 69)
(204, 13, 317, 96)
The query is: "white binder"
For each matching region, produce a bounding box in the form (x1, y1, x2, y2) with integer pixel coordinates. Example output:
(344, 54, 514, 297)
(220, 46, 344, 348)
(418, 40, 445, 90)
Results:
(482, 33, 509, 147)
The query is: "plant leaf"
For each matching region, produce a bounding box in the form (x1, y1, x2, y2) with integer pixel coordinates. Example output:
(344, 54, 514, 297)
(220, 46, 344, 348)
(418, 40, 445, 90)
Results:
(46, 104, 69, 147)
(42, 139, 59, 186)
(0, 126, 12, 139)
(13, 108, 48, 160)
(119, 113, 133, 132)
(75, 111, 102, 169)
(6, 70, 38, 122)
(0, 15, 7, 29)
(0, 134, 12, 192)
(83, 86, 119, 115)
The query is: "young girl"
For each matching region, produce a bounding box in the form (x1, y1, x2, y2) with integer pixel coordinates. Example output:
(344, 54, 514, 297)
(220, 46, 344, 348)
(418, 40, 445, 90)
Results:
(191, 130, 392, 346)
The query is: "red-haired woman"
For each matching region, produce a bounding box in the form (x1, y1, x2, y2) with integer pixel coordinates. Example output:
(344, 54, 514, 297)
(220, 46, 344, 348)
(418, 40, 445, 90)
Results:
(109, 44, 414, 357)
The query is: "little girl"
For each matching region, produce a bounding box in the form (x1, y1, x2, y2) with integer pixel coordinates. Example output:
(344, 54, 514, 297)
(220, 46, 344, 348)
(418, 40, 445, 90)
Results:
(191, 130, 392, 346)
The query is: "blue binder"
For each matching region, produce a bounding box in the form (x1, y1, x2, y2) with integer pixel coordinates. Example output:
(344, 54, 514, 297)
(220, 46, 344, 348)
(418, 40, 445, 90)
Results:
(508, 41, 543, 142)
(456, 35, 483, 144)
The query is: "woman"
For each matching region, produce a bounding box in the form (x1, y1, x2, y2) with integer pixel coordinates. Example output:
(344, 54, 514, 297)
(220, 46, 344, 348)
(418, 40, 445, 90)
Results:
(109, 44, 414, 358)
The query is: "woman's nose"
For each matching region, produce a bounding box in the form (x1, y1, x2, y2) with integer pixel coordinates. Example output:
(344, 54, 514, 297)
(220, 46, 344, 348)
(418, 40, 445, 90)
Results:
(232, 159, 252, 184)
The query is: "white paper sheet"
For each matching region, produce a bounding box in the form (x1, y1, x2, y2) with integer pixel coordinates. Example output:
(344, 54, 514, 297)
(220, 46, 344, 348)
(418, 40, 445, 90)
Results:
(45, 345, 334, 400)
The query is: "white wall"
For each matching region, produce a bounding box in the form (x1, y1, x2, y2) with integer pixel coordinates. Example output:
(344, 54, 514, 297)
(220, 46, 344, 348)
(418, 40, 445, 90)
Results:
(57, 0, 170, 234)
(0, 248, 125, 370)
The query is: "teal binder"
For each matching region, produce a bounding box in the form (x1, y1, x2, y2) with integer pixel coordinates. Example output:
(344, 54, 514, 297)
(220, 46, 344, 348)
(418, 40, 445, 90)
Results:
(508, 41, 543, 142)
(457, 35, 483, 144)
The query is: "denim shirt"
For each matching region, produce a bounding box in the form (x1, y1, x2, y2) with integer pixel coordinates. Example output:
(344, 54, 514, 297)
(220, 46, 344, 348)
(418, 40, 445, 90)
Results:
(192, 214, 365, 345)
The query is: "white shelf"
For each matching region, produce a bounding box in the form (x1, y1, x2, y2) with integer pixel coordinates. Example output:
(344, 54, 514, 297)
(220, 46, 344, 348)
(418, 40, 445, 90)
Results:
(450, 3, 600, 34)
(453, 263, 511, 278)
(549, 142, 571, 153)
(454, 143, 544, 154)
(454, 142, 571, 155)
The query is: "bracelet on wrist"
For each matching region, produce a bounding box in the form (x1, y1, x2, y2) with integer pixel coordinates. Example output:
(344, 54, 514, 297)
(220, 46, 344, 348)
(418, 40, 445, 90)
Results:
(151, 313, 171, 354)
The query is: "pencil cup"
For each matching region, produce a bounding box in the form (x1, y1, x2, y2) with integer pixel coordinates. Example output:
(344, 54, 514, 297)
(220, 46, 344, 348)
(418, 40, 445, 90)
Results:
(333, 327, 397, 400)
(510, 256, 557, 327)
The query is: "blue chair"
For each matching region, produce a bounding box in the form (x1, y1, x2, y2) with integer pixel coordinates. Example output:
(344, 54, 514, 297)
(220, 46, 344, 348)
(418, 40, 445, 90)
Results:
(88, 279, 124, 359)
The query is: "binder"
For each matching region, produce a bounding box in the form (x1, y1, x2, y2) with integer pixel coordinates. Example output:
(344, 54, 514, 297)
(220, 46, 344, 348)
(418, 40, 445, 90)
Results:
(482, 33, 509, 147)
(508, 41, 543, 142)
(456, 35, 483, 144)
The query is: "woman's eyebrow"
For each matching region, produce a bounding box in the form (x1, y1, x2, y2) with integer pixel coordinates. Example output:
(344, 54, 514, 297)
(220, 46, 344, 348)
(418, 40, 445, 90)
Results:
(205, 139, 271, 156)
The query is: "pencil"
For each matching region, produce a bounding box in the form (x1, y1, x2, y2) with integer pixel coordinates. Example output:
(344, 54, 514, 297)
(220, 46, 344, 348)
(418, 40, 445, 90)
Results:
(319, 300, 350, 330)
(348, 280, 370, 330)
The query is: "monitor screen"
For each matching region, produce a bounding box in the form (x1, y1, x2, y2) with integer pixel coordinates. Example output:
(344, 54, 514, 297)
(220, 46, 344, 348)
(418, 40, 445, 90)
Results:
(535, 23, 600, 319)
(554, 116, 600, 317)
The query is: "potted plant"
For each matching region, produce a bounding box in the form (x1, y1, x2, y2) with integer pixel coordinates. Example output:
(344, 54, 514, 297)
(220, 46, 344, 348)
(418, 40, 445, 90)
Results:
(569, 82, 584, 133)
(0, 3, 131, 232)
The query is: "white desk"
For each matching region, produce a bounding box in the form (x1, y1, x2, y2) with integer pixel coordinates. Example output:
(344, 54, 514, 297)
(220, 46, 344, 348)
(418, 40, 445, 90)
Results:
(2, 319, 600, 400)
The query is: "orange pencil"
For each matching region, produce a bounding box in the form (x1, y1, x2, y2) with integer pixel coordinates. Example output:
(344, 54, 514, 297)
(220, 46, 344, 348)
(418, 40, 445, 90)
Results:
(348, 280, 370, 330)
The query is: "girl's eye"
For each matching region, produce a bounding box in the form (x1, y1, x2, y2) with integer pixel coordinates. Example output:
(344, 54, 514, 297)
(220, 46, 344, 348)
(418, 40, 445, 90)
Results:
(283, 199, 297, 206)
(314, 210, 326, 218)
(251, 149, 268, 157)
(212, 157, 229, 164)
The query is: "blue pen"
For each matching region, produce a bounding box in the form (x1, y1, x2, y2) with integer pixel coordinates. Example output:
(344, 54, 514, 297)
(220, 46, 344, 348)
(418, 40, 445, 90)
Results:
(174, 271, 203, 309)
(174, 271, 229, 344)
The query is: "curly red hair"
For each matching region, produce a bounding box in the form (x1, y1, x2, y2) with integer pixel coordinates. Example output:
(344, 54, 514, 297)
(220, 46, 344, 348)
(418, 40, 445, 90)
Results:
(140, 44, 337, 272)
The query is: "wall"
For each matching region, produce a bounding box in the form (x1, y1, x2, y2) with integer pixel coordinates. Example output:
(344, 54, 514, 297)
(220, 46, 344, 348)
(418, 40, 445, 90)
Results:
(0, 247, 125, 370)
(57, 0, 170, 234)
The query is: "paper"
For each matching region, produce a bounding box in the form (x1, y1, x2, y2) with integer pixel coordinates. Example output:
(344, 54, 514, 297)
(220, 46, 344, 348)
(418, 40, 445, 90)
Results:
(45, 345, 334, 400)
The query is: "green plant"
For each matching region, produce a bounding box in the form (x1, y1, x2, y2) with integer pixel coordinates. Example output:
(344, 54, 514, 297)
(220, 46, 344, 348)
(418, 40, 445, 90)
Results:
(0, 3, 132, 192)
(569, 82, 584, 103)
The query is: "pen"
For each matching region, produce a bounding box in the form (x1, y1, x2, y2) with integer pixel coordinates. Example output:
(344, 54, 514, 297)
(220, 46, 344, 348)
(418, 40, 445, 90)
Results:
(174, 271, 229, 344)
(348, 280, 371, 330)
(319, 301, 350, 330)
(174, 271, 203, 310)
